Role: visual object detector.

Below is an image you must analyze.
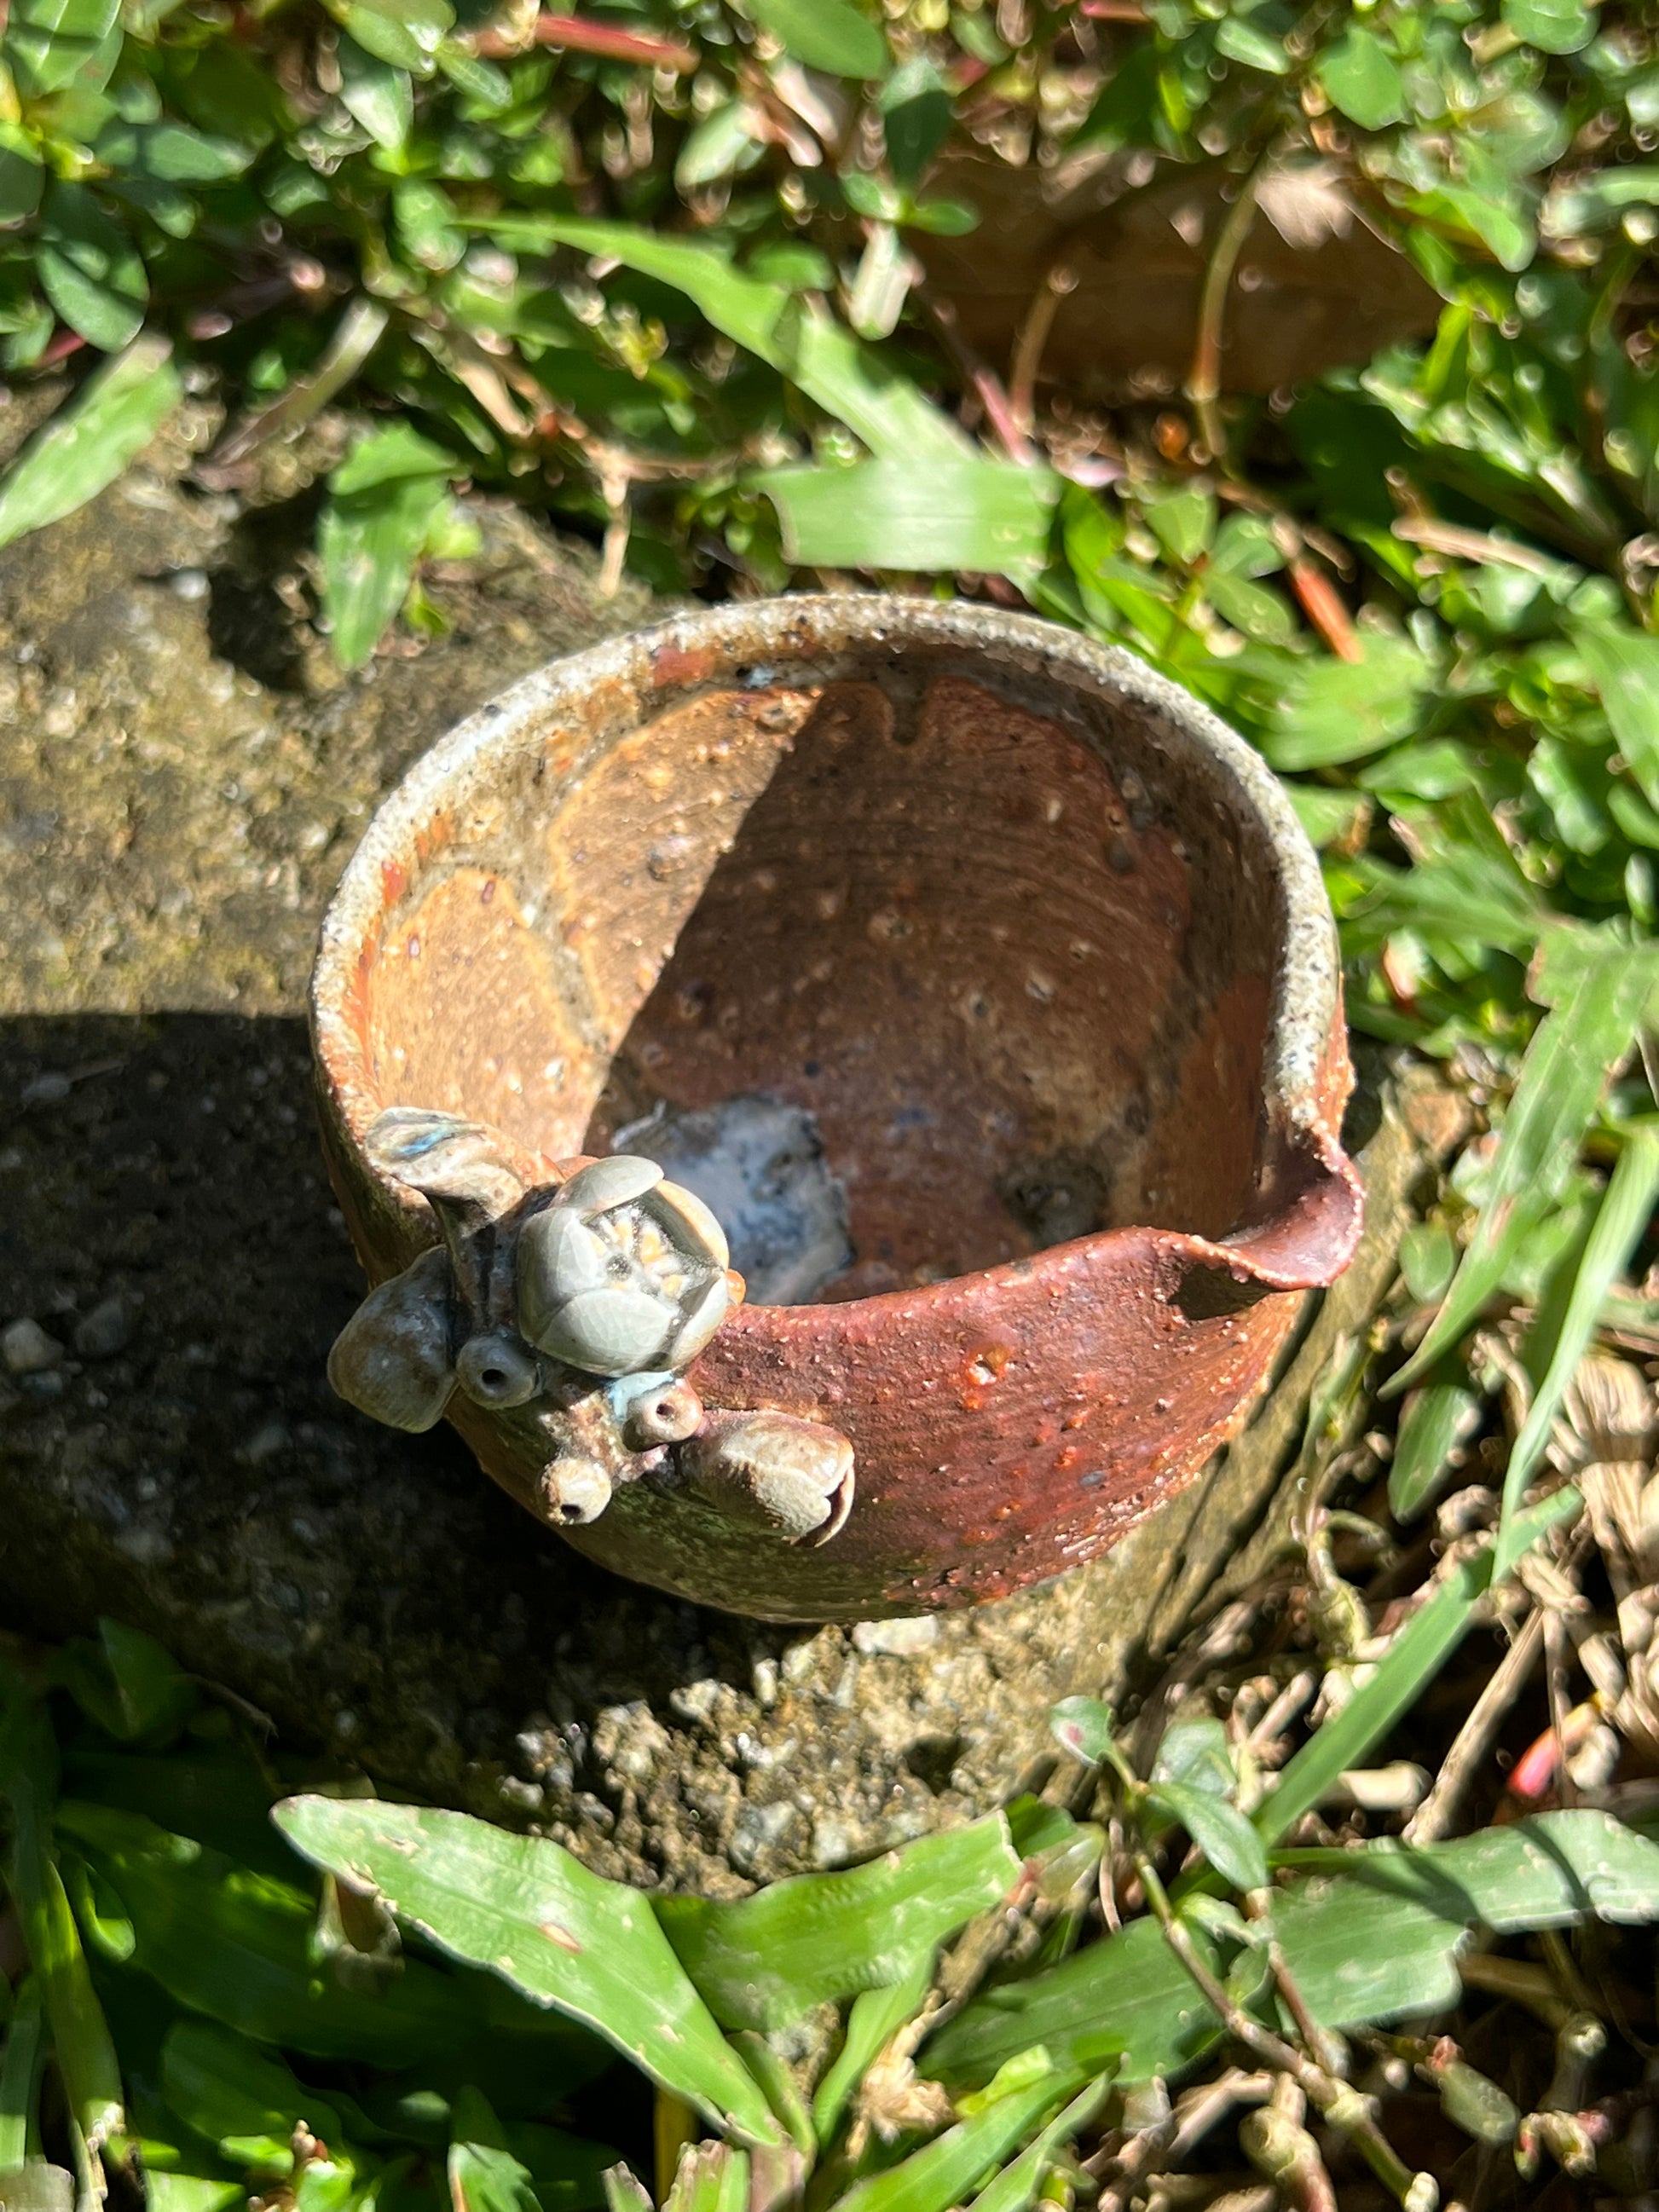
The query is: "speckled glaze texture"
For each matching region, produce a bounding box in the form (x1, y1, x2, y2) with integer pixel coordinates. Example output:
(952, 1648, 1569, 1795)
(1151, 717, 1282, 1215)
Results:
(311, 597, 1361, 1621)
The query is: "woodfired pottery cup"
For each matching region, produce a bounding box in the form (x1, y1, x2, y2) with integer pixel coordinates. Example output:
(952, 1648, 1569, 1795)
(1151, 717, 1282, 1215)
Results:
(311, 597, 1362, 1622)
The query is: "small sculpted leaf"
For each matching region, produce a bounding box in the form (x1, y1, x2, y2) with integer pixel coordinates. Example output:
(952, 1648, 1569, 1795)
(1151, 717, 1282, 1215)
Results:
(37, 182, 147, 350)
(0, 335, 179, 550)
(745, 0, 886, 79)
(274, 1795, 783, 2143)
(656, 1813, 1019, 2030)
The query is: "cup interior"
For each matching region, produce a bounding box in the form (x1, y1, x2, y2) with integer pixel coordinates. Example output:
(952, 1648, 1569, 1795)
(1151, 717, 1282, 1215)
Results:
(340, 624, 1298, 1304)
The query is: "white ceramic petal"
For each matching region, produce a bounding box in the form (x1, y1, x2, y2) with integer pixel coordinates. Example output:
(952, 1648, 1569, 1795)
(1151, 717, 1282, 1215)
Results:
(650, 1180, 731, 1271)
(668, 1271, 730, 1366)
(539, 1286, 676, 1377)
(558, 1155, 663, 1216)
(517, 1205, 610, 1349)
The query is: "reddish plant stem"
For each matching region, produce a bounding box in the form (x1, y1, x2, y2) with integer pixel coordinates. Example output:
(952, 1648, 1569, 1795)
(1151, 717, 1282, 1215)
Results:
(473, 14, 698, 68)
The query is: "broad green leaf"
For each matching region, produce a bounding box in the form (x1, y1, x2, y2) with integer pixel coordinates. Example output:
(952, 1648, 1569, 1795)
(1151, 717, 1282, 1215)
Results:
(37, 182, 147, 350)
(924, 1917, 1211, 2089)
(528, 219, 968, 463)
(159, 2022, 344, 2173)
(57, 1801, 468, 2065)
(1503, 0, 1593, 53)
(337, 34, 411, 151)
(836, 2059, 1084, 2212)
(745, 0, 885, 78)
(1049, 1697, 1117, 1769)
(274, 1796, 783, 2144)
(1143, 1784, 1268, 1895)
(1263, 635, 1434, 771)
(674, 105, 762, 191)
(1150, 1718, 1234, 1798)
(93, 120, 247, 180)
(1387, 1381, 1483, 1522)
(1280, 1809, 1659, 1928)
(5, 0, 120, 96)
(1392, 947, 1657, 1389)
(1317, 27, 1404, 130)
(754, 459, 1058, 586)
(1578, 622, 1659, 811)
(1494, 1130, 1659, 1576)
(812, 1956, 933, 2146)
(656, 1814, 1019, 2031)
(0, 334, 179, 550)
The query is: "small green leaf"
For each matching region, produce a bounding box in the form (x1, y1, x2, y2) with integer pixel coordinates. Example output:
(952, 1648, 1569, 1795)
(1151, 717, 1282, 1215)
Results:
(274, 1795, 783, 2144)
(1049, 1697, 1118, 1769)
(880, 58, 952, 187)
(674, 103, 762, 191)
(754, 458, 1058, 585)
(37, 182, 147, 350)
(325, 0, 451, 74)
(745, 0, 886, 78)
(393, 179, 465, 271)
(1503, 0, 1594, 54)
(656, 1813, 1019, 2032)
(1317, 27, 1404, 130)
(1213, 14, 1290, 74)
(0, 333, 178, 549)
(1263, 635, 1433, 771)
(1578, 621, 1659, 811)
(337, 33, 411, 150)
(1145, 1784, 1269, 1894)
(93, 120, 247, 180)
(320, 468, 449, 669)
(1149, 1718, 1234, 1798)
(1142, 484, 1214, 564)
(1387, 1382, 1483, 1522)
(5, 0, 121, 97)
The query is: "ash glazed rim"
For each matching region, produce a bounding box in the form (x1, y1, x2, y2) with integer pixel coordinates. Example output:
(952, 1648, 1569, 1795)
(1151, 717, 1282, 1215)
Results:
(312, 595, 1359, 1321)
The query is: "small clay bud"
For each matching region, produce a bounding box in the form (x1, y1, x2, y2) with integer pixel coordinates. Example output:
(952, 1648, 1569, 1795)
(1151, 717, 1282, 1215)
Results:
(624, 1379, 703, 1449)
(540, 1457, 614, 1526)
(455, 1329, 540, 1409)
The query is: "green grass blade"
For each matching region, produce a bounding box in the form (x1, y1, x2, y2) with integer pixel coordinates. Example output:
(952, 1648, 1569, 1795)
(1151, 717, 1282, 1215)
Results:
(1390, 949, 1657, 1392)
(275, 1796, 783, 2145)
(1251, 1486, 1581, 1845)
(1493, 1129, 1659, 1577)
(0, 1983, 44, 2169)
(656, 1814, 1019, 2032)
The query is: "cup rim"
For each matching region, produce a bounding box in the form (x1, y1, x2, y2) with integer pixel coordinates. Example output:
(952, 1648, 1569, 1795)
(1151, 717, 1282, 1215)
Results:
(312, 595, 1352, 1313)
